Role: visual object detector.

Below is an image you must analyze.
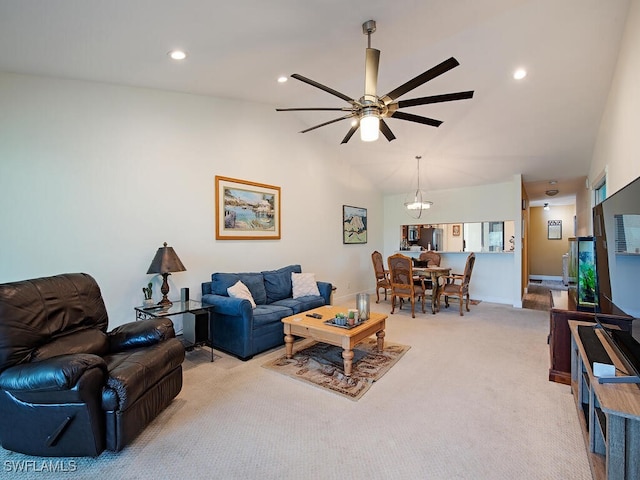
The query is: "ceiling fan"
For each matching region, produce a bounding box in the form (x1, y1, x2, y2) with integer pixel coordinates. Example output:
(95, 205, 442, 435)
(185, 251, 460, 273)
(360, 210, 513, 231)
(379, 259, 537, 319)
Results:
(276, 20, 474, 144)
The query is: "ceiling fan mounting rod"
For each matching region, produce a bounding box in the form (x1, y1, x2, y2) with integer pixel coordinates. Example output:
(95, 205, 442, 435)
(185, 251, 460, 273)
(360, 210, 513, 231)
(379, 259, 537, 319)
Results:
(362, 19, 376, 48)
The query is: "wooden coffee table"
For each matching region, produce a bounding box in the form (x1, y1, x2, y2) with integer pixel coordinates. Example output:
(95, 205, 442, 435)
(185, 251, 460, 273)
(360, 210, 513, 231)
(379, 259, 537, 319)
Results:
(281, 305, 387, 376)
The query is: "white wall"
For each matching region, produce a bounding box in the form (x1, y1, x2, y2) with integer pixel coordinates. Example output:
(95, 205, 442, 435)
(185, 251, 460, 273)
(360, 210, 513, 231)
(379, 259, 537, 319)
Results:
(383, 177, 523, 306)
(590, 0, 640, 196)
(0, 73, 383, 326)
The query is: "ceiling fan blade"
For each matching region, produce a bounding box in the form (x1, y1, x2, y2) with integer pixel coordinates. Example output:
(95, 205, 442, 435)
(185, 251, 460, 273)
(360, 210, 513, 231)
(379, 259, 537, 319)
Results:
(341, 124, 359, 144)
(276, 107, 356, 112)
(382, 57, 460, 103)
(299, 113, 356, 134)
(291, 74, 358, 105)
(379, 119, 396, 142)
(364, 48, 380, 99)
(390, 111, 443, 127)
(397, 91, 475, 108)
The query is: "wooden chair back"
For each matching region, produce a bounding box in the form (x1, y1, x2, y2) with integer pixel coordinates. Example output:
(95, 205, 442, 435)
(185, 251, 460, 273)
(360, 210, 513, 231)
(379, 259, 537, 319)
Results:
(371, 251, 387, 281)
(388, 253, 416, 299)
(418, 251, 442, 267)
(388, 253, 426, 317)
(462, 252, 476, 287)
(440, 252, 476, 316)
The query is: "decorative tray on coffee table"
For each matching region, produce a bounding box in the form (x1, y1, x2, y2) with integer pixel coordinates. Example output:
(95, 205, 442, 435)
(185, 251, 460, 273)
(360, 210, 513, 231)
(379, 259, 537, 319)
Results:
(323, 318, 366, 330)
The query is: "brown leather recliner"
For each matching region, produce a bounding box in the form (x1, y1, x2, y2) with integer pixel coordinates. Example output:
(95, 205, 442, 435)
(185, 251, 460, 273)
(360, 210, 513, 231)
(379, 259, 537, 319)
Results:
(0, 273, 185, 457)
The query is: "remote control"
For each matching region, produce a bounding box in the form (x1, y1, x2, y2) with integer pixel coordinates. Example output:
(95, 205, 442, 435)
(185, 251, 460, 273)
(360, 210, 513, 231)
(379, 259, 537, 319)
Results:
(306, 313, 322, 319)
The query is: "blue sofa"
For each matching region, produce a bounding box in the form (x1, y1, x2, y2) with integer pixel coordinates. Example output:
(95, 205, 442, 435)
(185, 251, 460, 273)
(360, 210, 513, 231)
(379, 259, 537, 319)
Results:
(201, 265, 332, 360)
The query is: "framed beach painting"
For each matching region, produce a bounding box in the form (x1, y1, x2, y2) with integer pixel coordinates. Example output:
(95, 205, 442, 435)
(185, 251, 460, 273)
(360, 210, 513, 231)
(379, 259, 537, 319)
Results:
(215, 176, 281, 240)
(343, 205, 367, 244)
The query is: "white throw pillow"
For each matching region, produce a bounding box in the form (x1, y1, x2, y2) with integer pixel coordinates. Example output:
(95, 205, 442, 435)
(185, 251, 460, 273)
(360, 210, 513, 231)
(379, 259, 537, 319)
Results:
(227, 280, 256, 308)
(291, 272, 320, 299)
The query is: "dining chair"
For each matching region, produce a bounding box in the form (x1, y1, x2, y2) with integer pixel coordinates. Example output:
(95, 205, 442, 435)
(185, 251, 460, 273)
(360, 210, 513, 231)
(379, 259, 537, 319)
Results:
(413, 251, 442, 290)
(371, 251, 391, 303)
(439, 252, 476, 316)
(418, 251, 441, 267)
(388, 253, 426, 318)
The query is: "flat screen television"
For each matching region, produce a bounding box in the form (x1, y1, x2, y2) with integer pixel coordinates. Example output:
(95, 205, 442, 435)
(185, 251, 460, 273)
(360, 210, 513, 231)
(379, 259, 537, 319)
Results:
(593, 175, 640, 317)
(592, 175, 640, 380)
(594, 297, 640, 381)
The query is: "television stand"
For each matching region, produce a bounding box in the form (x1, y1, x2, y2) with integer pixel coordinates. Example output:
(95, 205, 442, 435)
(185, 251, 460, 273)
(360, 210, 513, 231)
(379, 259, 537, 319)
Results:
(569, 321, 640, 480)
(549, 289, 633, 385)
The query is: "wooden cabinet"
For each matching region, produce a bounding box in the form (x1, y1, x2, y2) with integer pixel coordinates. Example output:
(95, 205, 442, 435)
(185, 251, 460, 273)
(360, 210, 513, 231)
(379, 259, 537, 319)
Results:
(569, 321, 640, 480)
(549, 288, 631, 385)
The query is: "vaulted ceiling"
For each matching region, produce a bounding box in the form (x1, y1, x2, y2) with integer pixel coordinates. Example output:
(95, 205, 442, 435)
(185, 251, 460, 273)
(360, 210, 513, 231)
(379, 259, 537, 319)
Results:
(0, 0, 630, 205)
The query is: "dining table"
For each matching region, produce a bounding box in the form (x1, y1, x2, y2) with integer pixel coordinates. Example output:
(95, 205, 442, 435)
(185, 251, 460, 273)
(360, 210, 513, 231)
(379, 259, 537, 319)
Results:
(413, 266, 452, 314)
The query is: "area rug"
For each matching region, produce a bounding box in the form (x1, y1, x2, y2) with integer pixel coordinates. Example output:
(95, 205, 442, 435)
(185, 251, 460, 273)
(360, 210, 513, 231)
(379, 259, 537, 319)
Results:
(262, 339, 410, 401)
(523, 284, 552, 311)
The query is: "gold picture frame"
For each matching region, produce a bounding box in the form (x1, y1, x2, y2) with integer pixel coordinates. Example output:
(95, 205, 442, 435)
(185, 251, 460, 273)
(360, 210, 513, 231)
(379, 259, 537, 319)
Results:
(215, 176, 281, 240)
(452, 224, 461, 236)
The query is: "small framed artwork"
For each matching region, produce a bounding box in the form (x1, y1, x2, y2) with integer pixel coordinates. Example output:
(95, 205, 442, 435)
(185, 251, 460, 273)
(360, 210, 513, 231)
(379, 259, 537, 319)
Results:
(215, 176, 281, 240)
(452, 224, 461, 236)
(548, 220, 562, 240)
(343, 205, 367, 244)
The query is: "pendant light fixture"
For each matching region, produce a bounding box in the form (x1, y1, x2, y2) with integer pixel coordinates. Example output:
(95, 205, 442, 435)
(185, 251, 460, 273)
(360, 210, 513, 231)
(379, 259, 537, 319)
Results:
(404, 156, 433, 218)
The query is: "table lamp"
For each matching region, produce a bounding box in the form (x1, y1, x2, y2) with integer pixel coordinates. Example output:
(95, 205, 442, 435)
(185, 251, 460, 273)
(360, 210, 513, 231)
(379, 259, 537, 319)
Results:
(147, 242, 186, 306)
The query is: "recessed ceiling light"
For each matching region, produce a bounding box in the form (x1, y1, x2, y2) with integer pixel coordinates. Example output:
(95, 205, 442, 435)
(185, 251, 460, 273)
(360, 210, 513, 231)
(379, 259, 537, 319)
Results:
(168, 50, 187, 60)
(549, 180, 558, 185)
(513, 68, 527, 80)
(277, 76, 288, 83)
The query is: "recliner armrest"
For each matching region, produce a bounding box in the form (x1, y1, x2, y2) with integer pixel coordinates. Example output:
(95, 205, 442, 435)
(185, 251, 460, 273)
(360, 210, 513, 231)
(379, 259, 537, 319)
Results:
(0, 353, 106, 392)
(108, 318, 175, 353)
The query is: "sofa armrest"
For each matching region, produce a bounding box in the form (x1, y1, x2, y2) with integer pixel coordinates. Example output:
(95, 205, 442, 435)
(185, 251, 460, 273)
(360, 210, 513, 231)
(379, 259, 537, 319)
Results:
(202, 294, 253, 317)
(0, 354, 106, 392)
(202, 281, 213, 296)
(108, 318, 175, 353)
(317, 281, 333, 305)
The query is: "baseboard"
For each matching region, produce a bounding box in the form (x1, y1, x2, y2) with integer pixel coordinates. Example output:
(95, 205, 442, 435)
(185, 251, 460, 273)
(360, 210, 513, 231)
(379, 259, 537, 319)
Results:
(529, 275, 563, 282)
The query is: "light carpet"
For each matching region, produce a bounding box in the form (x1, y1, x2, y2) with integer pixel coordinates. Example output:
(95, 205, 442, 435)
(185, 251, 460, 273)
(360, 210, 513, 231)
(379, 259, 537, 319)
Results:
(0, 301, 591, 480)
(262, 339, 410, 400)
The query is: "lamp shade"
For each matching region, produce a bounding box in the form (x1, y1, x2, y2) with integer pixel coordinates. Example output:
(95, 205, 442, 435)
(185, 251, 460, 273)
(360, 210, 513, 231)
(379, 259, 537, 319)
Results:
(147, 242, 186, 274)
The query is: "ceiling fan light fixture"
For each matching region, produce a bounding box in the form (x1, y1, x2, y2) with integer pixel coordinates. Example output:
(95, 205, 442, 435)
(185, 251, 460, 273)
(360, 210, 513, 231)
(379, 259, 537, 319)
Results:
(360, 113, 380, 142)
(276, 21, 474, 144)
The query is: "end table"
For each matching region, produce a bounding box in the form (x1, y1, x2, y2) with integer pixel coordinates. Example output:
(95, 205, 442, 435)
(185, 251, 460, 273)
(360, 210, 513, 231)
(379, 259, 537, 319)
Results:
(135, 300, 214, 361)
